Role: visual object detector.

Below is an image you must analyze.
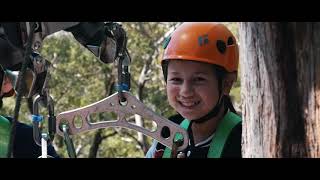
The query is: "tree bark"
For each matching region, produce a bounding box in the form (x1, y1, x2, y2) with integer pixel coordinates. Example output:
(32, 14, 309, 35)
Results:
(240, 22, 320, 157)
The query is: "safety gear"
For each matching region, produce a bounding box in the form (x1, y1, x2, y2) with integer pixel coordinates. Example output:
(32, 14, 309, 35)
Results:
(162, 111, 241, 158)
(161, 23, 239, 124)
(162, 22, 239, 72)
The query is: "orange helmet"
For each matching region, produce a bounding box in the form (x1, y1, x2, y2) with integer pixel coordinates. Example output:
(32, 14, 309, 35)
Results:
(162, 22, 239, 72)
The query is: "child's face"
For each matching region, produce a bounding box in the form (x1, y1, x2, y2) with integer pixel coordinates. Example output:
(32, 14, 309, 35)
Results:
(166, 60, 220, 120)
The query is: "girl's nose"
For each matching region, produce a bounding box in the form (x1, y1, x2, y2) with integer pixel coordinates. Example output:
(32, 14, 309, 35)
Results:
(179, 81, 194, 98)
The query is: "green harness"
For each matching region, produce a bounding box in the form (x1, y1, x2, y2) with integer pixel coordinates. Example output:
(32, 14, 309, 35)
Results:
(0, 115, 11, 158)
(162, 111, 241, 158)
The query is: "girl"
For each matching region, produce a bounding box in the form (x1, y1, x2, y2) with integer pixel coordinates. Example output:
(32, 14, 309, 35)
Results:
(146, 22, 241, 158)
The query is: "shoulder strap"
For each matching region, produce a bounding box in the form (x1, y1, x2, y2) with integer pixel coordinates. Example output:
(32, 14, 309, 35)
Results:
(207, 111, 241, 158)
(163, 111, 241, 158)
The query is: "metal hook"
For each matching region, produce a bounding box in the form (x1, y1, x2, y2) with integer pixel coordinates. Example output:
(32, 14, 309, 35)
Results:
(171, 139, 183, 158)
(32, 95, 56, 146)
(117, 56, 126, 103)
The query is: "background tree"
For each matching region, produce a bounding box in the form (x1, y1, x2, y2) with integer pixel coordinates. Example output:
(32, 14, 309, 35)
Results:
(240, 22, 320, 157)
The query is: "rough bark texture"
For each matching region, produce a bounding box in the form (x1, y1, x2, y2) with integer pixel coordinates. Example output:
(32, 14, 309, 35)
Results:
(240, 22, 320, 157)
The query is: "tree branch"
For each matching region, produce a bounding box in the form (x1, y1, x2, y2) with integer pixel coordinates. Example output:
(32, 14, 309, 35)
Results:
(119, 130, 144, 150)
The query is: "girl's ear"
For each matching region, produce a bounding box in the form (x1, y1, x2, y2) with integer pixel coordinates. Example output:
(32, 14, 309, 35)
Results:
(222, 72, 237, 95)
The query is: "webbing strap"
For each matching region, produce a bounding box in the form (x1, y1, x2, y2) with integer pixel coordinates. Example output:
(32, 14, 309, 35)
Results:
(162, 112, 241, 158)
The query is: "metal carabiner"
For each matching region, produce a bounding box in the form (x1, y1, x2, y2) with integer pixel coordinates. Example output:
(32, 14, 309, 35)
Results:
(117, 56, 126, 102)
(111, 23, 131, 103)
(32, 94, 56, 146)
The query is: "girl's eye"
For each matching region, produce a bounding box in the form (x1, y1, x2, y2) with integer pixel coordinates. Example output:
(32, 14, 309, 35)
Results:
(194, 77, 206, 82)
(169, 77, 183, 83)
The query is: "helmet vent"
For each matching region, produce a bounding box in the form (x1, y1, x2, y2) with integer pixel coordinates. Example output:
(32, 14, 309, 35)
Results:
(216, 40, 226, 54)
(227, 36, 234, 45)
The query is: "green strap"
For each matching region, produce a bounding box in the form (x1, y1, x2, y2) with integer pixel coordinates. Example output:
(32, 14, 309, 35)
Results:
(207, 112, 241, 158)
(163, 111, 241, 158)
(0, 115, 11, 158)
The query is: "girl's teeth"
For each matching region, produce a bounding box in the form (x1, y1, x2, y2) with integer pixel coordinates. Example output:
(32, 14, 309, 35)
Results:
(181, 101, 199, 107)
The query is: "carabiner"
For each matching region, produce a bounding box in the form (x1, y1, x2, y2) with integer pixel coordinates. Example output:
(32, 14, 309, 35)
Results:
(32, 94, 56, 146)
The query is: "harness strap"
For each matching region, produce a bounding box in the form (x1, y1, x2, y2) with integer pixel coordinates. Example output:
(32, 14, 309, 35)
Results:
(162, 111, 241, 158)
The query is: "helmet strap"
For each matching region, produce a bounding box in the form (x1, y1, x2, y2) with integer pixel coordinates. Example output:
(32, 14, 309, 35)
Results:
(192, 94, 224, 124)
(192, 78, 225, 124)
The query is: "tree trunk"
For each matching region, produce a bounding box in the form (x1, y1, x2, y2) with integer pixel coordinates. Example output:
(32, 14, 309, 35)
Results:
(88, 129, 103, 158)
(134, 22, 162, 154)
(135, 58, 152, 154)
(240, 22, 320, 157)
